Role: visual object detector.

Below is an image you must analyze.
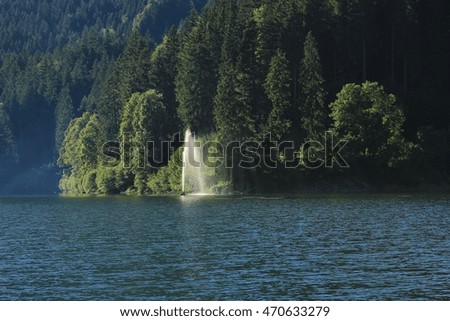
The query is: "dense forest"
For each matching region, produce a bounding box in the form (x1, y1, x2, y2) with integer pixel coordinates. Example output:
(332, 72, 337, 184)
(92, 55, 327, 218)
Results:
(0, 0, 449, 195)
(0, 0, 208, 194)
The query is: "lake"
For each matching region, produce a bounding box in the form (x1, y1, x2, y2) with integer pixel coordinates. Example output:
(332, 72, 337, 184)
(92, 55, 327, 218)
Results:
(0, 194, 449, 300)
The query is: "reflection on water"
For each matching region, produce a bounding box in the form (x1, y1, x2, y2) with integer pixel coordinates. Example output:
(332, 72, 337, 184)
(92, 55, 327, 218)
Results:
(0, 194, 449, 300)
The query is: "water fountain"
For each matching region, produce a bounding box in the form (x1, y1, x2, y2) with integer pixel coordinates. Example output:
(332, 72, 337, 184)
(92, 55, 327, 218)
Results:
(181, 129, 207, 195)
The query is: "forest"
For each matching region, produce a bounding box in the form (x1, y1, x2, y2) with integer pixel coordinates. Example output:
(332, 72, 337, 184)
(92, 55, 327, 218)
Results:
(0, 0, 449, 195)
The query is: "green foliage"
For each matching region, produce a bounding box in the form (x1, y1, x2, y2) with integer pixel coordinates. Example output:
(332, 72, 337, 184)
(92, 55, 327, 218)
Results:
(176, 18, 217, 133)
(82, 170, 98, 194)
(119, 89, 168, 165)
(214, 61, 255, 142)
(58, 112, 92, 170)
(147, 147, 183, 194)
(78, 113, 104, 168)
(0, 104, 17, 159)
(253, 1, 292, 67)
(59, 112, 104, 170)
(150, 27, 181, 135)
(0, 0, 208, 53)
(0, 0, 447, 194)
(95, 166, 133, 195)
(299, 31, 327, 141)
(147, 131, 233, 194)
(330, 81, 409, 167)
(96, 70, 124, 139)
(58, 112, 105, 194)
(97, 32, 153, 138)
(118, 89, 169, 194)
(264, 49, 292, 140)
(59, 172, 82, 194)
(54, 87, 74, 153)
(60, 169, 99, 194)
(210, 180, 233, 195)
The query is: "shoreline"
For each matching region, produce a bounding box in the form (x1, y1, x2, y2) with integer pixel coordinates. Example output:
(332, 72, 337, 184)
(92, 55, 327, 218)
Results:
(2, 184, 449, 198)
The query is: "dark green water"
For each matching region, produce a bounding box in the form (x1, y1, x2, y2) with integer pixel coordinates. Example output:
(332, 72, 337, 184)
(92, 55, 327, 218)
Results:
(0, 195, 449, 300)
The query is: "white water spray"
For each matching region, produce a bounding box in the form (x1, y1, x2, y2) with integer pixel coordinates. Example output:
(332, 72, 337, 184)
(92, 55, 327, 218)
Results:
(181, 129, 207, 194)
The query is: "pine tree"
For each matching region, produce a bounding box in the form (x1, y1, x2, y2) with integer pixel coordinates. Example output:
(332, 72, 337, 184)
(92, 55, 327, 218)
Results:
(54, 86, 74, 153)
(299, 31, 327, 141)
(214, 60, 256, 191)
(264, 49, 292, 141)
(118, 31, 153, 96)
(179, 8, 199, 36)
(203, 0, 235, 63)
(253, 0, 294, 67)
(97, 32, 153, 139)
(176, 18, 217, 133)
(97, 69, 124, 139)
(236, 1, 271, 132)
(214, 61, 255, 142)
(150, 27, 181, 136)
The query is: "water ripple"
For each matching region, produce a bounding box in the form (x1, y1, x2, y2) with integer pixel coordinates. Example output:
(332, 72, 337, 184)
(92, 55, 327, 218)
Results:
(0, 195, 449, 300)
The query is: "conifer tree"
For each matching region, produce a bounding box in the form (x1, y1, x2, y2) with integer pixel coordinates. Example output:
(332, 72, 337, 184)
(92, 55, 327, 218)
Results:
(264, 49, 292, 141)
(150, 27, 181, 135)
(118, 31, 153, 96)
(97, 69, 124, 139)
(214, 61, 255, 142)
(54, 86, 74, 153)
(97, 32, 153, 139)
(176, 18, 217, 133)
(299, 31, 327, 141)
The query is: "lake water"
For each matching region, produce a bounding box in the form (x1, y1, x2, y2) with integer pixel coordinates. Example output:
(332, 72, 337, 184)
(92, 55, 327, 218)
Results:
(0, 194, 449, 301)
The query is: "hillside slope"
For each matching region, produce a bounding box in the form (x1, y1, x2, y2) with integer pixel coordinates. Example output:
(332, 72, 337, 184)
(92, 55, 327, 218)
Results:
(0, 0, 208, 194)
(0, 0, 208, 53)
